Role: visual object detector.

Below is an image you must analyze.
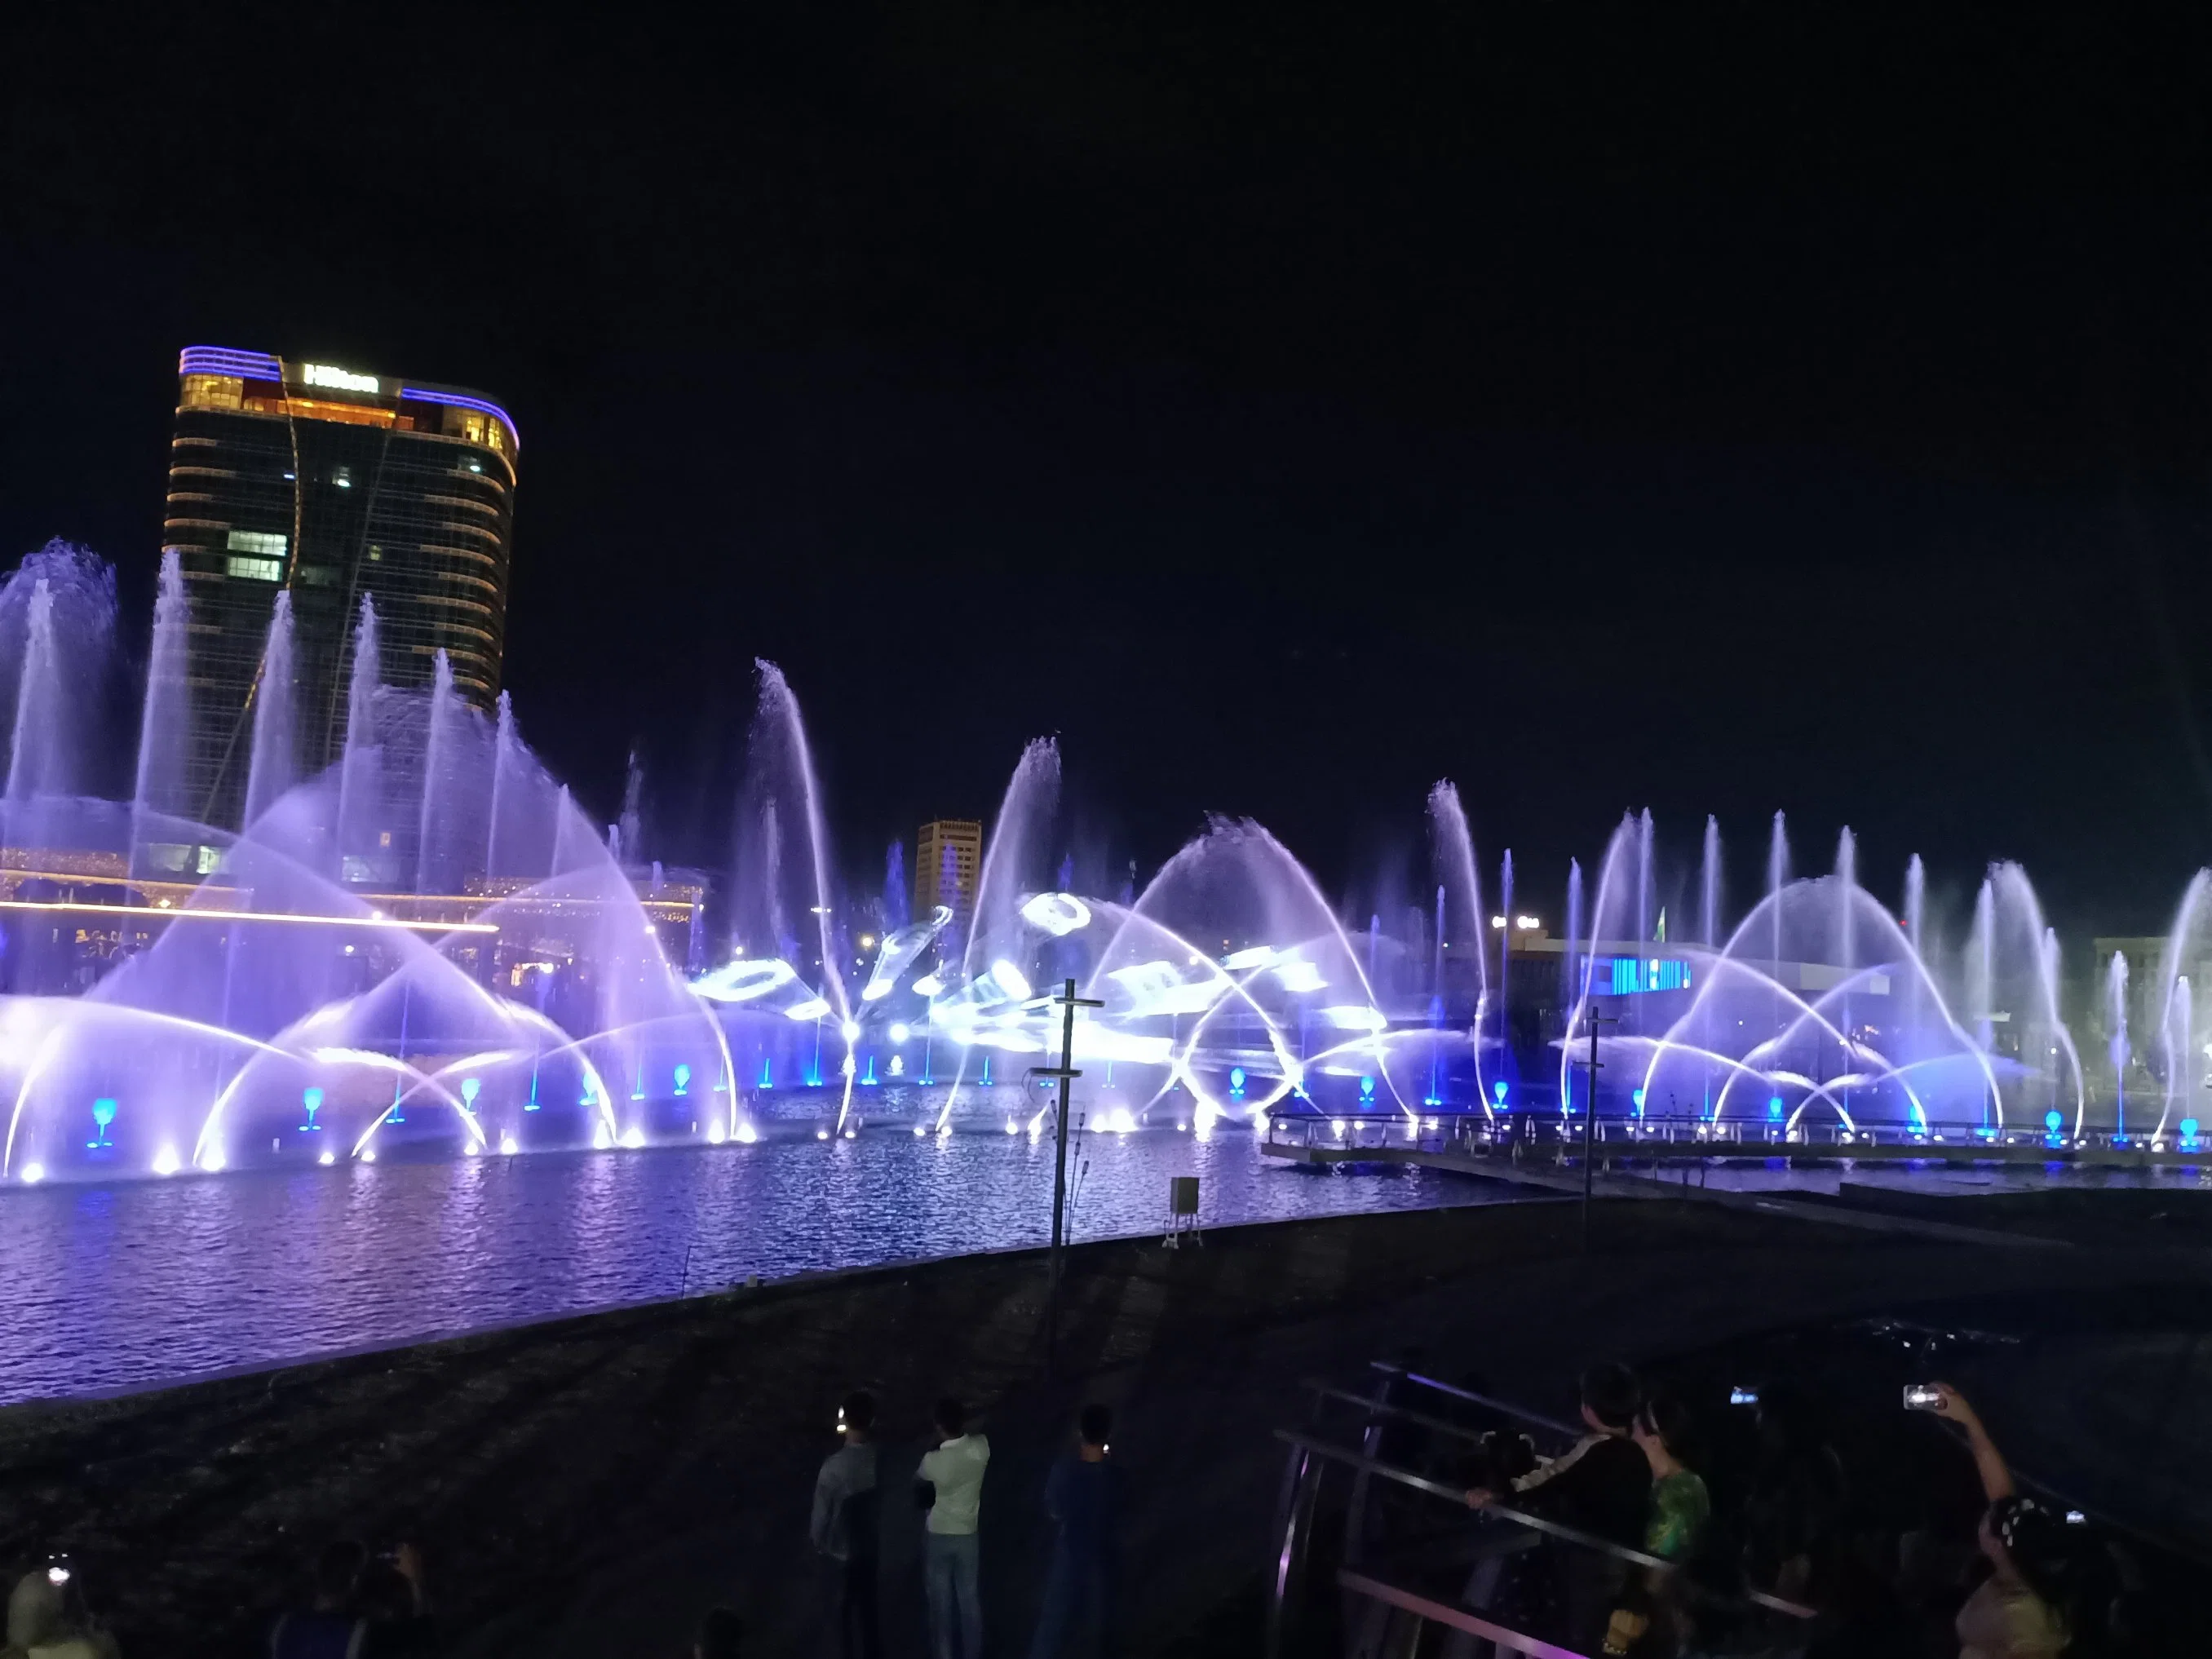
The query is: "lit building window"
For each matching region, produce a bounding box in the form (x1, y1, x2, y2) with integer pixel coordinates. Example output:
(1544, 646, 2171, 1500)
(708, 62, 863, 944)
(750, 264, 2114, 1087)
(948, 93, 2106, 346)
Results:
(226, 529, 289, 557)
(224, 555, 283, 582)
(180, 374, 244, 410)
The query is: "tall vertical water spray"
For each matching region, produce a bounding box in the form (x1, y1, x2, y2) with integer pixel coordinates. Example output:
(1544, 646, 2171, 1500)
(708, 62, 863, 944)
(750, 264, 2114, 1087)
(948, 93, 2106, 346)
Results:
(1698, 816, 1722, 1114)
(940, 736, 1060, 1131)
(2040, 925, 2083, 1136)
(415, 649, 459, 894)
(0, 542, 117, 820)
(1563, 859, 1584, 1009)
(6, 582, 62, 808)
(1834, 828, 1856, 965)
(549, 784, 584, 878)
(745, 661, 847, 1023)
(1966, 878, 1996, 1129)
(1767, 812, 1790, 1045)
(1559, 857, 1585, 1114)
(131, 551, 192, 865)
(1698, 816, 1721, 948)
(486, 691, 518, 878)
(2161, 976, 2192, 1143)
(1496, 850, 1514, 1082)
(1904, 854, 1927, 1034)
(1635, 809, 1654, 945)
(241, 591, 297, 827)
(334, 598, 382, 880)
(2106, 951, 2129, 1140)
(1426, 781, 1489, 1100)
(1766, 813, 1789, 967)
(1834, 827, 1856, 1108)
(617, 748, 644, 865)
(1427, 884, 1446, 1105)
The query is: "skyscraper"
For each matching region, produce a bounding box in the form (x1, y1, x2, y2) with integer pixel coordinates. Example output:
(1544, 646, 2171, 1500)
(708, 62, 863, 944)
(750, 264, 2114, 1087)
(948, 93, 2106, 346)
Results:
(163, 347, 519, 827)
(914, 819, 983, 931)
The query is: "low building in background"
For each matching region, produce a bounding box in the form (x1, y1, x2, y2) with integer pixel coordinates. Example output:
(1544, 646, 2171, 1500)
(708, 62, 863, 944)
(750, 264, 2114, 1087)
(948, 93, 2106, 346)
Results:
(914, 819, 982, 931)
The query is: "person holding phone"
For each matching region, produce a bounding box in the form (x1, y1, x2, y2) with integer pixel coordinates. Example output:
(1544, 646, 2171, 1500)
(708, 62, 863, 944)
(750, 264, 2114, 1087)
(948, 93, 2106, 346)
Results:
(916, 1397, 989, 1659)
(812, 1391, 883, 1659)
(1927, 1384, 2070, 1659)
(1028, 1404, 1121, 1659)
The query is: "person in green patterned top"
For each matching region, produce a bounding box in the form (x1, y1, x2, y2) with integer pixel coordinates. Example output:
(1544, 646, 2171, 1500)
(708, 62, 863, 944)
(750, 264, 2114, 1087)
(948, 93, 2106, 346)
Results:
(1604, 1394, 1710, 1657)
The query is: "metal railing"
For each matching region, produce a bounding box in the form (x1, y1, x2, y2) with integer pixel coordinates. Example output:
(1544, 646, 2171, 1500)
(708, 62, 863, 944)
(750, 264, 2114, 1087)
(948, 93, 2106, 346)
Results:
(1267, 1369, 1813, 1659)
(1263, 1108, 2205, 1160)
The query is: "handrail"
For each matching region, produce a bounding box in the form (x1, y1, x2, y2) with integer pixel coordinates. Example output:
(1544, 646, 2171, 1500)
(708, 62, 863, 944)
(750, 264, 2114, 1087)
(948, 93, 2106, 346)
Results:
(1273, 1430, 1816, 1620)
(1273, 1430, 1677, 1570)
(1337, 1568, 1594, 1659)
(1306, 1380, 1506, 1448)
(1373, 1362, 1586, 1440)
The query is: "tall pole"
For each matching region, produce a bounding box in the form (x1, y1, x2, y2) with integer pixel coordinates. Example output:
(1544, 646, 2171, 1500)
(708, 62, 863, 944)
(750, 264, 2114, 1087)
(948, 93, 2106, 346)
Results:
(1051, 980, 1077, 1287)
(1582, 1011, 1612, 1252)
(1042, 977, 1102, 1378)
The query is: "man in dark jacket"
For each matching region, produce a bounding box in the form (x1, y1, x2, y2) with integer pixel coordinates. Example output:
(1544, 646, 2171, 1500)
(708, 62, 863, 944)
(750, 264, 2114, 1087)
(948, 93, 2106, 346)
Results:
(1466, 1362, 1652, 1651)
(812, 1390, 883, 1659)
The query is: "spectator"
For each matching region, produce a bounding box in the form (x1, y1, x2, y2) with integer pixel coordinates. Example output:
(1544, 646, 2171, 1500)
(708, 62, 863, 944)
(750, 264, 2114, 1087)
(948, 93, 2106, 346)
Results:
(5, 1563, 118, 1659)
(1028, 1403, 1122, 1659)
(351, 1544, 434, 1658)
(1603, 1392, 1710, 1657)
(916, 1397, 989, 1659)
(1929, 1387, 2069, 1659)
(811, 1390, 883, 1659)
(1466, 1362, 1651, 1652)
(1467, 1363, 1652, 1543)
(694, 1606, 744, 1659)
(270, 1539, 367, 1659)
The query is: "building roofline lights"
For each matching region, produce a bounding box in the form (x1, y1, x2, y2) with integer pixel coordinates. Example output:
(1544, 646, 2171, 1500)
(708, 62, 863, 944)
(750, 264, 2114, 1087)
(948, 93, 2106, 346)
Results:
(179, 346, 284, 380)
(400, 387, 521, 454)
(177, 348, 519, 453)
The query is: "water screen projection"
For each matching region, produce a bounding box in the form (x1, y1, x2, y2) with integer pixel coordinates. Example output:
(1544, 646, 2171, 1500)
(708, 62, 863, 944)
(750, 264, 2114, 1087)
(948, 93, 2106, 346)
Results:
(0, 540, 2203, 1185)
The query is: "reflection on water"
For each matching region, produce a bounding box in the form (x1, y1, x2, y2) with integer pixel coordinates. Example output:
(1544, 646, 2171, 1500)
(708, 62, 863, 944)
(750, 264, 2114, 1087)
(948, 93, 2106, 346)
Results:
(0, 1127, 1499, 1404)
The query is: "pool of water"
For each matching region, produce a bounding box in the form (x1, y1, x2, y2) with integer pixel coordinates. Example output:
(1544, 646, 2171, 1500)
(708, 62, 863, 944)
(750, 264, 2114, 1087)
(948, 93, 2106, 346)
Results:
(0, 1126, 1503, 1404)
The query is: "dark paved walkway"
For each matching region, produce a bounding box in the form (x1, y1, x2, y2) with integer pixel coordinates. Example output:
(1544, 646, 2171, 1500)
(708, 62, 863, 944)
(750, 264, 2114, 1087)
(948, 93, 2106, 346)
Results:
(0, 1192, 2200, 1656)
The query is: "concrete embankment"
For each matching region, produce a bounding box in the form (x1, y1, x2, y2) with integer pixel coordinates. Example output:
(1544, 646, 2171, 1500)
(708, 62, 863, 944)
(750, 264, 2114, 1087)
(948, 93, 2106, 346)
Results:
(0, 1192, 2197, 1656)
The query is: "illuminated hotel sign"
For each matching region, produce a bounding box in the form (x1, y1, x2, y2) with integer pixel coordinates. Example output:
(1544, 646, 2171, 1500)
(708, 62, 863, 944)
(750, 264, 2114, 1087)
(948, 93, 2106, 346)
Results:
(300, 362, 379, 393)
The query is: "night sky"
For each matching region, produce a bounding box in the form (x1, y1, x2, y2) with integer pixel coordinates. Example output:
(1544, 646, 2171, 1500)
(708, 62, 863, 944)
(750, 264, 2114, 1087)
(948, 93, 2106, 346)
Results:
(5, 7, 2210, 942)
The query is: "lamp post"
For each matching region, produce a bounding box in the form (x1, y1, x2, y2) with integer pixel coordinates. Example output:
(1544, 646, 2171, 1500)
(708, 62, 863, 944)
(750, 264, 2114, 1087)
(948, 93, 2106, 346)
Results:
(1034, 977, 1102, 1378)
(1580, 1010, 1616, 1252)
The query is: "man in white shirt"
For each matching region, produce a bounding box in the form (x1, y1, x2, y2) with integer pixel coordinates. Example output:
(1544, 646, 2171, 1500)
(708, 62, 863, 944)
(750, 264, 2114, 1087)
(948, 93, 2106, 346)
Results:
(916, 1396, 989, 1659)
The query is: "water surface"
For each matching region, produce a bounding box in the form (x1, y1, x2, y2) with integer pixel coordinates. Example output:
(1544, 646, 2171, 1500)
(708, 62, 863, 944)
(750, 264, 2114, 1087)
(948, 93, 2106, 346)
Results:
(0, 1127, 1498, 1403)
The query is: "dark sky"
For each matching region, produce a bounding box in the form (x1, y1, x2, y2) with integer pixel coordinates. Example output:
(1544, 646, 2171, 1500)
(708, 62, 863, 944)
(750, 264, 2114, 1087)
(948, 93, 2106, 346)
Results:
(4, 6, 2210, 940)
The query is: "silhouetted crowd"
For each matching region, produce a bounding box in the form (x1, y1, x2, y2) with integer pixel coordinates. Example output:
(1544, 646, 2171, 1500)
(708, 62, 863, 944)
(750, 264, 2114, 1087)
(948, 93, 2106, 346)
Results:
(0, 1357, 2135, 1658)
(1418, 1360, 2136, 1659)
(812, 1391, 1121, 1659)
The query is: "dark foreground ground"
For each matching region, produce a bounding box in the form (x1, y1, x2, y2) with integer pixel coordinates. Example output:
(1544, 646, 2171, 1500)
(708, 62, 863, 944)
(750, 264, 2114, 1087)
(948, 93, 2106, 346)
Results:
(2, 1179, 2207, 1656)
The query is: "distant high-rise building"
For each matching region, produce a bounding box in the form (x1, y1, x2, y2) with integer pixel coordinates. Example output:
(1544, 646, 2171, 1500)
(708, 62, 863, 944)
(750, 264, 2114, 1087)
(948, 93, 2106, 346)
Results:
(163, 347, 519, 827)
(914, 819, 983, 927)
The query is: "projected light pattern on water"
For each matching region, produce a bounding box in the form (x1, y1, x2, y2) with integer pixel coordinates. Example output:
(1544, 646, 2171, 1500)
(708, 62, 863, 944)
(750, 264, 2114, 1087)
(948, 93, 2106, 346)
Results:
(0, 538, 2206, 1187)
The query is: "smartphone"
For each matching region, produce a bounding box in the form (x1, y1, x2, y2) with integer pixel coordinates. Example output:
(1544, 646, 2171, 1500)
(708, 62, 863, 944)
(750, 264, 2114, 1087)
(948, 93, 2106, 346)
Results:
(1903, 1384, 1944, 1411)
(1728, 1386, 1759, 1407)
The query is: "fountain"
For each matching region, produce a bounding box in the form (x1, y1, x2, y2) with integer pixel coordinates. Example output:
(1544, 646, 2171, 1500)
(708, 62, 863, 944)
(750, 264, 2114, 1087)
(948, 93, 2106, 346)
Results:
(0, 533, 2205, 1188)
(0, 541, 742, 1182)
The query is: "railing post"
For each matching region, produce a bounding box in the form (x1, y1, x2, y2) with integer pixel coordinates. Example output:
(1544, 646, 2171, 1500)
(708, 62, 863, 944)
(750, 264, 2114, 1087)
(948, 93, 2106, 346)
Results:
(1266, 1441, 1323, 1659)
(1344, 1365, 1396, 1567)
